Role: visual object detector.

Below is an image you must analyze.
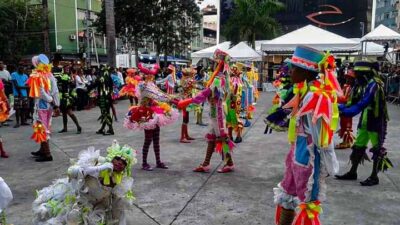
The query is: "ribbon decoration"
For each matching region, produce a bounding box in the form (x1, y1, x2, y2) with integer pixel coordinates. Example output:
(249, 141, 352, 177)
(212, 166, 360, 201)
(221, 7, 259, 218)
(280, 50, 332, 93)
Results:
(293, 201, 322, 225)
(31, 122, 47, 143)
(26, 73, 51, 98)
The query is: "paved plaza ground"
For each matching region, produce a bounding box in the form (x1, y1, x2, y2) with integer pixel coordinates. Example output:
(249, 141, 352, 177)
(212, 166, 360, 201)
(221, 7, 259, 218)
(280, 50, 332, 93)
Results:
(0, 92, 399, 225)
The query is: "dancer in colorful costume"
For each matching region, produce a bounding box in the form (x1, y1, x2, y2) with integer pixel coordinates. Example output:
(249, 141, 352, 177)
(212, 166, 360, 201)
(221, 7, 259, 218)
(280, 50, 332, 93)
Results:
(335, 61, 392, 186)
(119, 68, 141, 106)
(0, 177, 13, 225)
(179, 68, 196, 143)
(335, 69, 356, 149)
(33, 140, 136, 225)
(264, 61, 293, 133)
(157, 64, 176, 94)
(274, 46, 340, 225)
(96, 66, 114, 135)
(178, 49, 235, 173)
(28, 54, 60, 162)
(226, 64, 244, 143)
(0, 79, 10, 158)
(124, 63, 179, 171)
(240, 65, 255, 126)
(194, 67, 208, 126)
(55, 66, 82, 134)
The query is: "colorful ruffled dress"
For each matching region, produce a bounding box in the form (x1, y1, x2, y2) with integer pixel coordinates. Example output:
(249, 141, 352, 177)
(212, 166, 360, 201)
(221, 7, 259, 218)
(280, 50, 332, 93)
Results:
(119, 75, 141, 98)
(0, 80, 9, 122)
(124, 81, 179, 130)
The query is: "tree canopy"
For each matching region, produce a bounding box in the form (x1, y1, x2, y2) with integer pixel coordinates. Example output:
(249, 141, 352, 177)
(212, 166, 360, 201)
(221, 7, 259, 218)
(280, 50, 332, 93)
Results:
(95, 0, 201, 65)
(222, 0, 285, 48)
(0, 0, 44, 64)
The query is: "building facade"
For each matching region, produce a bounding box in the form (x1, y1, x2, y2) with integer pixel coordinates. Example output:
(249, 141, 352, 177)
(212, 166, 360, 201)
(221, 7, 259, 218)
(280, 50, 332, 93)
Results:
(375, 0, 398, 30)
(31, 0, 106, 63)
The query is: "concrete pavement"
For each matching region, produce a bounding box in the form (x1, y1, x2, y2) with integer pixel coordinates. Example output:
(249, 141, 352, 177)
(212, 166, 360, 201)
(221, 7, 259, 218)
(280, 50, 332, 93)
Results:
(0, 92, 399, 225)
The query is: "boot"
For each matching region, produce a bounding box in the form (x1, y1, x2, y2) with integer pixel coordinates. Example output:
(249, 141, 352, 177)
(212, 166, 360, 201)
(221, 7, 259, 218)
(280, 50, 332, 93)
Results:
(360, 176, 379, 186)
(234, 128, 243, 143)
(361, 158, 380, 186)
(335, 146, 367, 180)
(59, 113, 68, 133)
(193, 141, 215, 172)
(0, 141, 9, 158)
(275, 205, 295, 225)
(35, 141, 53, 162)
(180, 124, 190, 143)
(31, 142, 45, 157)
(185, 125, 195, 140)
(228, 127, 234, 141)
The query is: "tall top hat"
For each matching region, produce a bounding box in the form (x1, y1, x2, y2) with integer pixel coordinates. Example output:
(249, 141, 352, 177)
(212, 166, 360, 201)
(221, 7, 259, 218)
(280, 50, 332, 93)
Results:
(290, 46, 324, 73)
(353, 60, 380, 72)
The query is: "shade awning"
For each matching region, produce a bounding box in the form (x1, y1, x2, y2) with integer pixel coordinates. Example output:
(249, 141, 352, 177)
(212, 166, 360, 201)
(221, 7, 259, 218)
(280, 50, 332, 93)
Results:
(261, 25, 359, 53)
(191, 41, 231, 59)
(361, 24, 400, 42)
(227, 42, 261, 61)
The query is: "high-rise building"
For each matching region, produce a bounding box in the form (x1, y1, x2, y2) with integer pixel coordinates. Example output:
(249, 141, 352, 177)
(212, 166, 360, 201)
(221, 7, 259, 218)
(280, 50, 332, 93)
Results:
(375, 0, 398, 31)
(30, 0, 107, 63)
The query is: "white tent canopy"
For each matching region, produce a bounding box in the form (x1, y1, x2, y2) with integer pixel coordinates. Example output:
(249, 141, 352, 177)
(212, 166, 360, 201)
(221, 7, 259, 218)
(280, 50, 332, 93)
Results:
(261, 25, 359, 53)
(350, 38, 393, 56)
(191, 41, 231, 64)
(361, 24, 400, 42)
(227, 41, 262, 61)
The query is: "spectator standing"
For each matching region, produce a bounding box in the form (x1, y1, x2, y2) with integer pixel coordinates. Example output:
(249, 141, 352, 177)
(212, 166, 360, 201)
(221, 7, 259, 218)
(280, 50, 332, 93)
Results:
(74, 68, 88, 111)
(117, 67, 125, 85)
(11, 66, 29, 127)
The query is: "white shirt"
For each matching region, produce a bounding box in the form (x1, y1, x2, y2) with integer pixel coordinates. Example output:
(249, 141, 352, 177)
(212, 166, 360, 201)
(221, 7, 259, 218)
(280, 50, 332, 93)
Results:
(75, 76, 86, 89)
(117, 71, 124, 85)
(0, 70, 11, 81)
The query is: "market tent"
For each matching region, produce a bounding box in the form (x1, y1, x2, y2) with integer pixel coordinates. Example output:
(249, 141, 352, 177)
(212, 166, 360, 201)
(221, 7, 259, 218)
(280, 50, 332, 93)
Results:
(255, 40, 269, 53)
(350, 38, 393, 56)
(191, 41, 231, 64)
(261, 25, 359, 53)
(227, 41, 262, 61)
(361, 24, 400, 42)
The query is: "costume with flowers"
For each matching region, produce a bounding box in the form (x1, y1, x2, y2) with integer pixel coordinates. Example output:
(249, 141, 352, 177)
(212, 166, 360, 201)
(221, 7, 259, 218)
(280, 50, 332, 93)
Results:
(0, 177, 13, 225)
(335, 69, 356, 149)
(156, 64, 176, 94)
(178, 50, 235, 173)
(28, 54, 60, 162)
(119, 68, 141, 106)
(264, 61, 294, 133)
(0, 80, 10, 158)
(240, 65, 256, 123)
(179, 68, 197, 143)
(335, 61, 392, 186)
(274, 46, 340, 225)
(124, 63, 179, 170)
(32, 141, 137, 225)
(226, 64, 244, 143)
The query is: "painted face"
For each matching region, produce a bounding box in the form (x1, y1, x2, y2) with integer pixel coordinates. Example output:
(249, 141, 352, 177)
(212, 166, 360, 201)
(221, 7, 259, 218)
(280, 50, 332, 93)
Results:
(112, 157, 127, 172)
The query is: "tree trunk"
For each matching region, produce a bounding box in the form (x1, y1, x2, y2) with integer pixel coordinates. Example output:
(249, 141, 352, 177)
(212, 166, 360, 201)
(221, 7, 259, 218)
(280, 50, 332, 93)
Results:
(163, 49, 168, 67)
(105, 0, 116, 67)
(42, 0, 50, 56)
(134, 41, 139, 67)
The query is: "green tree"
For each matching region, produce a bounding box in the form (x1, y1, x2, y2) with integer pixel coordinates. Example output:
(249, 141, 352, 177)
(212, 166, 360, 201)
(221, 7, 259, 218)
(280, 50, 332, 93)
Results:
(0, 0, 44, 64)
(222, 0, 284, 48)
(94, 0, 201, 67)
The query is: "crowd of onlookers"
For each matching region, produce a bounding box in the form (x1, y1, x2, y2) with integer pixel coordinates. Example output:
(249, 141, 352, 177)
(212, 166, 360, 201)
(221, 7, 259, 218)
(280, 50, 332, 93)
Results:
(0, 60, 129, 128)
(0, 60, 209, 129)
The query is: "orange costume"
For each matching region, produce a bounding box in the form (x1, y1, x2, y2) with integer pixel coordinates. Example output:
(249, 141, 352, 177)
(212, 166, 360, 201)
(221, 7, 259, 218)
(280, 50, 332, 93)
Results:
(0, 79, 10, 158)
